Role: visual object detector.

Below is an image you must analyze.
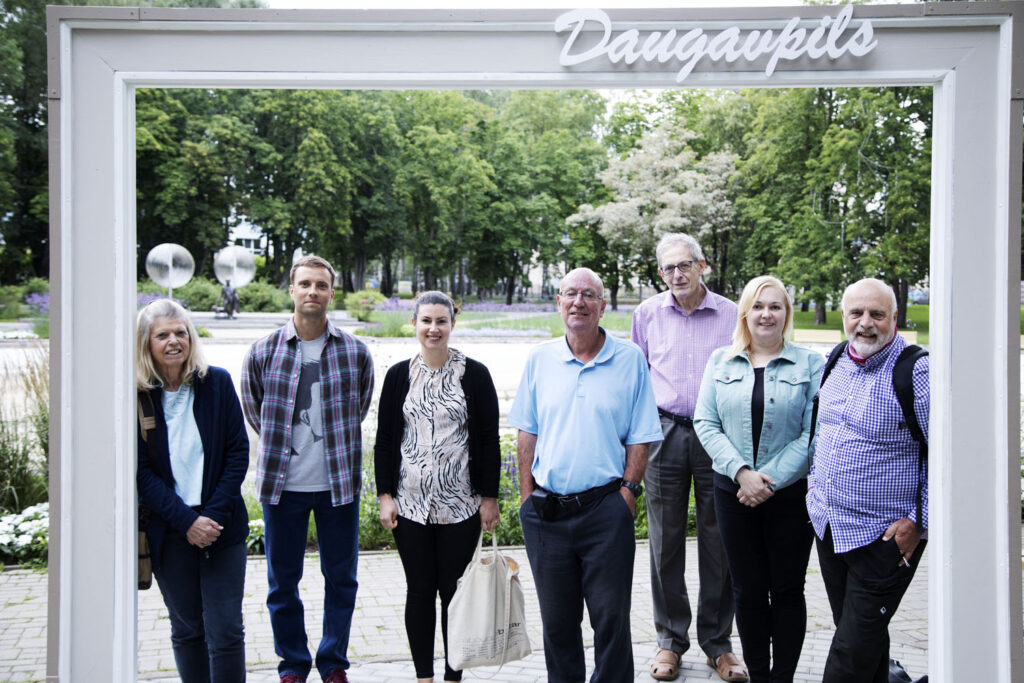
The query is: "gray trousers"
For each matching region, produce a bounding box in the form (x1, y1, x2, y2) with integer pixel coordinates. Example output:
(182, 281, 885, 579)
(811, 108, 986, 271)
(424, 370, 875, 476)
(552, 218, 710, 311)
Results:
(646, 416, 735, 658)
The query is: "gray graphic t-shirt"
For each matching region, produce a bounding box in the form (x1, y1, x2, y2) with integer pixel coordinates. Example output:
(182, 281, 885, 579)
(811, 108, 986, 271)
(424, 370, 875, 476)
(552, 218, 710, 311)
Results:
(283, 332, 330, 492)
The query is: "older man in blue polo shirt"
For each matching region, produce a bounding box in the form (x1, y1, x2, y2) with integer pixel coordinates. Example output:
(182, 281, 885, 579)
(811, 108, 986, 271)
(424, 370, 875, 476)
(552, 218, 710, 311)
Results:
(510, 267, 663, 682)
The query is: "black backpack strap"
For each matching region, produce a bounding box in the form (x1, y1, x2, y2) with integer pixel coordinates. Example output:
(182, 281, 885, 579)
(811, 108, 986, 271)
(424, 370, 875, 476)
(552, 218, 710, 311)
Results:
(809, 341, 849, 447)
(892, 345, 929, 532)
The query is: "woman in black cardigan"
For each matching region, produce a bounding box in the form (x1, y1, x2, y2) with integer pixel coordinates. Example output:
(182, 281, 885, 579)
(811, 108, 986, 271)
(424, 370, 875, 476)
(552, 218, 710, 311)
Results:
(375, 291, 500, 683)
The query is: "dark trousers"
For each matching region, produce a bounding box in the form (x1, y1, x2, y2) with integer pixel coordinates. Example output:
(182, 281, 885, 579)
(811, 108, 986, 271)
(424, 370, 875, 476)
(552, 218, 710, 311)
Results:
(263, 491, 359, 680)
(816, 526, 926, 683)
(714, 479, 813, 683)
(520, 489, 636, 683)
(153, 532, 247, 683)
(646, 417, 734, 657)
(392, 512, 481, 681)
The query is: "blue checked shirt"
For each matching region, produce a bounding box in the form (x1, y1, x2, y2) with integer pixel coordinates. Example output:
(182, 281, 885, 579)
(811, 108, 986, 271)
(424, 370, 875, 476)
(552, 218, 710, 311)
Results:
(241, 318, 374, 506)
(807, 334, 929, 553)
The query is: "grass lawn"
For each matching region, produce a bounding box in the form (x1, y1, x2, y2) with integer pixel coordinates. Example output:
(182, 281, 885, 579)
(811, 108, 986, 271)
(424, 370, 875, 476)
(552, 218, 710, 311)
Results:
(456, 305, 934, 343)
(794, 304, 930, 344)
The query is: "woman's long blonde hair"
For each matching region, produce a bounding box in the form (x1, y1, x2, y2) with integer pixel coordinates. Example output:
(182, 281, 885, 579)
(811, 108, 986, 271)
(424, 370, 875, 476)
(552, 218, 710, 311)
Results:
(728, 275, 794, 359)
(136, 299, 209, 390)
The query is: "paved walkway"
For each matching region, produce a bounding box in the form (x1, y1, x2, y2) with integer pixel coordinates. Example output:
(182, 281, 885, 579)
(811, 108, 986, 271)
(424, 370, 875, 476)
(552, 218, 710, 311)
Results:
(0, 538, 929, 683)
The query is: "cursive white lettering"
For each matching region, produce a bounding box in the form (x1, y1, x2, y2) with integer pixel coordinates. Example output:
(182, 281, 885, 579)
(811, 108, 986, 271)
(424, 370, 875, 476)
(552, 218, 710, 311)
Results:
(554, 5, 878, 81)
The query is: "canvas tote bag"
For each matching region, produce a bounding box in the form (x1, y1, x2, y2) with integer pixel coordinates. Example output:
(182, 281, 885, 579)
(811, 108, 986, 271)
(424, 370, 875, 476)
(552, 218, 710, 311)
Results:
(447, 532, 531, 670)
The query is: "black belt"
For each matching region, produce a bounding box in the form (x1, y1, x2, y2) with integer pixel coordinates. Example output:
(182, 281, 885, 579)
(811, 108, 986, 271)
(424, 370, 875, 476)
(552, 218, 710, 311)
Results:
(532, 479, 622, 520)
(659, 408, 693, 427)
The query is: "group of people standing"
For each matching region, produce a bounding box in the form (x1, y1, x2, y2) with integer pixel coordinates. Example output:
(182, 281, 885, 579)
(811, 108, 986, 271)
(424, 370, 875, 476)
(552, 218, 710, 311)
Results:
(136, 234, 929, 683)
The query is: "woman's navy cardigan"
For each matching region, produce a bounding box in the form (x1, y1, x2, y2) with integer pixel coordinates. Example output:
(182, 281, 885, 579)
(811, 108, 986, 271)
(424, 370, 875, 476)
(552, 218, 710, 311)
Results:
(137, 366, 250, 568)
(374, 357, 500, 499)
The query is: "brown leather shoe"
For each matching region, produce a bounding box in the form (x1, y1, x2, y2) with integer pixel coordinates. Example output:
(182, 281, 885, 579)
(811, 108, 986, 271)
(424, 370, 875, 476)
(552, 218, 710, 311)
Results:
(650, 648, 680, 681)
(707, 652, 749, 682)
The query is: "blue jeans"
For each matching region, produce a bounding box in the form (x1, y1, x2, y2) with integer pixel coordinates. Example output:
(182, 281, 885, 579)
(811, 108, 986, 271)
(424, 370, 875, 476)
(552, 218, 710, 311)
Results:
(153, 532, 247, 683)
(263, 490, 359, 679)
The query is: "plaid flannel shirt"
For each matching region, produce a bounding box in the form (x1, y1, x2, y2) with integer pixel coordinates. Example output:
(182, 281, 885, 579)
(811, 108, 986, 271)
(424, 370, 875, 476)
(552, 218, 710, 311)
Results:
(807, 333, 929, 553)
(241, 318, 374, 506)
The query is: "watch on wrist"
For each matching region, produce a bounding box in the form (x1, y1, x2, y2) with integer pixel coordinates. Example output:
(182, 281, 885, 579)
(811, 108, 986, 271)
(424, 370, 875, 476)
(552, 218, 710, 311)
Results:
(621, 480, 643, 498)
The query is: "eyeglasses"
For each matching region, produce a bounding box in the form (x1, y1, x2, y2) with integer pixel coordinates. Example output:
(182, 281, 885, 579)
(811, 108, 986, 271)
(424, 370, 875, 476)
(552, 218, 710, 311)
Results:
(559, 289, 602, 302)
(660, 260, 700, 274)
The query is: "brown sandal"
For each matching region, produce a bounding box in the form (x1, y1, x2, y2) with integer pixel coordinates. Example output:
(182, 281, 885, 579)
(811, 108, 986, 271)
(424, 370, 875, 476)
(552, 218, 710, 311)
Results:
(650, 648, 680, 681)
(707, 652, 749, 682)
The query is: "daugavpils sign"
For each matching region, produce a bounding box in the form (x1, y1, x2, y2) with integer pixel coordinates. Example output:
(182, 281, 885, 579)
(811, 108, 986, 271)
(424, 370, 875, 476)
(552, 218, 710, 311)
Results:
(555, 5, 877, 82)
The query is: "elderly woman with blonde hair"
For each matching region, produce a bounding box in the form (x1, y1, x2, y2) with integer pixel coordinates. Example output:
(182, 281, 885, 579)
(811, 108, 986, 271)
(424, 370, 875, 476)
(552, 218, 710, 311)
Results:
(694, 276, 824, 683)
(136, 298, 249, 683)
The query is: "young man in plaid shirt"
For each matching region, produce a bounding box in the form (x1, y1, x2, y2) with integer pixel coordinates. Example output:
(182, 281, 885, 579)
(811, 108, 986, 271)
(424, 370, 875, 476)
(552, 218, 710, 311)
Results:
(242, 255, 374, 683)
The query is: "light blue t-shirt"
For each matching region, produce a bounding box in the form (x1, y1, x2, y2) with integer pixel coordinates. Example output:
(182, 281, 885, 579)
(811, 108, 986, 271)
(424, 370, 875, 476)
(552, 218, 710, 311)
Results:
(508, 330, 663, 495)
(162, 384, 204, 506)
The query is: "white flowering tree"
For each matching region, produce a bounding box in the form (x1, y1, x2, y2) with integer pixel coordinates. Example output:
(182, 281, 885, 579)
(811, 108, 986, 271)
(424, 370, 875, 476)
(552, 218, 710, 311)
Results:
(568, 118, 739, 299)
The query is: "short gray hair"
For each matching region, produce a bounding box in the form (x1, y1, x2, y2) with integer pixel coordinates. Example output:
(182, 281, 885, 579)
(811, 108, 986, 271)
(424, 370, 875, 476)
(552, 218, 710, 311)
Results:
(561, 267, 604, 295)
(655, 233, 704, 265)
(841, 278, 898, 313)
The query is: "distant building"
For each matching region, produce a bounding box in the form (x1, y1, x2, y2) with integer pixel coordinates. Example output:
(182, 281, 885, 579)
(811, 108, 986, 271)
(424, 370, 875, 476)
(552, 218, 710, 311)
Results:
(228, 220, 266, 256)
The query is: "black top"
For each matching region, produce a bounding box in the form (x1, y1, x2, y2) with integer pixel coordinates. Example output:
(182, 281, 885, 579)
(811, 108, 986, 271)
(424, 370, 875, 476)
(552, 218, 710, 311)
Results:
(374, 356, 501, 498)
(751, 367, 765, 466)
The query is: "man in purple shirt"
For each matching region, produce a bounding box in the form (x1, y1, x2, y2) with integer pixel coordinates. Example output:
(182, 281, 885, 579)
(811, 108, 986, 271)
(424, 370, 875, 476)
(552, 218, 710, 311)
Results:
(631, 233, 746, 683)
(807, 278, 929, 682)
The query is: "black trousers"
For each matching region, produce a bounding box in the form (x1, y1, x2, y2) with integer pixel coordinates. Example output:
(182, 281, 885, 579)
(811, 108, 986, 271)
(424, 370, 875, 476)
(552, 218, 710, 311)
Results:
(392, 511, 481, 681)
(520, 489, 636, 683)
(815, 526, 926, 683)
(714, 479, 813, 683)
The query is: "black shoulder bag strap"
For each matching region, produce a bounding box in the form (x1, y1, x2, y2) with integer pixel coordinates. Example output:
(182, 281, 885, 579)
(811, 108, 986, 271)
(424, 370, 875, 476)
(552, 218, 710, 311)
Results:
(892, 345, 929, 533)
(136, 391, 160, 528)
(809, 340, 848, 448)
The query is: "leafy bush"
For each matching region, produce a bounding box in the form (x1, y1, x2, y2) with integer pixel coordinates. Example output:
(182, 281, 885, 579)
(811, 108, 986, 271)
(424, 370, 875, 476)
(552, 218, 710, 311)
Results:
(173, 277, 220, 311)
(238, 280, 292, 312)
(0, 503, 49, 567)
(0, 286, 24, 320)
(0, 418, 46, 515)
(344, 289, 385, 322)
(21, 277, 49, 297)
(354, 311, 414, 338)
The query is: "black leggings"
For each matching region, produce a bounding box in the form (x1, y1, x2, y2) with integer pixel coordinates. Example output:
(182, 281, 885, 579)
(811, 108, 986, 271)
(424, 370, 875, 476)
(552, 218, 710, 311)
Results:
(714, 479, 813, 683)
(392, 511, 481, 680)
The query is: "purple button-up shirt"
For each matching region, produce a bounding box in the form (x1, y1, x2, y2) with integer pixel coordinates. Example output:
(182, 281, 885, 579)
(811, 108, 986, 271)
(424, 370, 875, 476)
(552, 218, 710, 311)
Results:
(241, 318, 374, 506)
(806, 334, 929, 553)
(631, 286, 737, 418)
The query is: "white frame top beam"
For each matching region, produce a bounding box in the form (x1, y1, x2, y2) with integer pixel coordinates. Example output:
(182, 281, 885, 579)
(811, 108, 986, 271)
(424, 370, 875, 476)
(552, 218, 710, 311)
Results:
(46, 4, 1023, 681)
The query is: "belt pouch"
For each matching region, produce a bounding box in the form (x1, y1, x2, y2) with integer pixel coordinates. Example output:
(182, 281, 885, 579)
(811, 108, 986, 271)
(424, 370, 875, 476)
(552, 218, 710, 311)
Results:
(530, 489, 558, 521)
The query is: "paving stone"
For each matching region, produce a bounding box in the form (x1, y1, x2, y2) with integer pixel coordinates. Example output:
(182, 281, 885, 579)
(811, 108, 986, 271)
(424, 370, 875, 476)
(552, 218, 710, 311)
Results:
(2, 539, 936, 681)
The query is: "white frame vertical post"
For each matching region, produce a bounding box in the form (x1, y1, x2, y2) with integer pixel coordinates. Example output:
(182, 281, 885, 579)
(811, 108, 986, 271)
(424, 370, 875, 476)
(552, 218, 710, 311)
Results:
(46, 4, 1023, 681)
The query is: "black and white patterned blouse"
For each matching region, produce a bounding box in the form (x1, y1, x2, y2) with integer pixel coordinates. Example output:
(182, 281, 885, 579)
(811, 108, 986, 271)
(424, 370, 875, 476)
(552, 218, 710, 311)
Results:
(395, 348, 479, 524)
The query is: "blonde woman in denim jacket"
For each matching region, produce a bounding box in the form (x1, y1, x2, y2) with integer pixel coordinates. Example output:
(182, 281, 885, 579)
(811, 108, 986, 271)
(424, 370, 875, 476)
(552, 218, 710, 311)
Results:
(694, 276, 824, 683)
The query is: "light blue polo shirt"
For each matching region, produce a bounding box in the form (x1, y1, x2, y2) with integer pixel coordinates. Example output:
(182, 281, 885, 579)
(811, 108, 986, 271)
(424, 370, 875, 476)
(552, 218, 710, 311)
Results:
(508, 330, 663, 495)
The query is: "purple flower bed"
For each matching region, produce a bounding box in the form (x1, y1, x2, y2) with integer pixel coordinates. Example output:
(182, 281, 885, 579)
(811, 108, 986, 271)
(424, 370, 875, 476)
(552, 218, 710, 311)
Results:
(375, 297, 556, 313)
(461, 301, 557, 313)
(24, 292, 49, 316)
(376, 297, 414, 311)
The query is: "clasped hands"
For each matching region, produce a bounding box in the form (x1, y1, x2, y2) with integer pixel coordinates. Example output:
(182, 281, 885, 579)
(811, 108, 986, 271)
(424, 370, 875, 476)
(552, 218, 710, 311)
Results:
(186, 515, 223, 548)
(735, 467, 775, 507)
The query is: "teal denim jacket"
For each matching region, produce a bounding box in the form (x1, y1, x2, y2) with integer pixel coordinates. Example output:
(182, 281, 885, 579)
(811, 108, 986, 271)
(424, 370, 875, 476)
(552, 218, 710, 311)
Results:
(694, 343, 825, 492)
